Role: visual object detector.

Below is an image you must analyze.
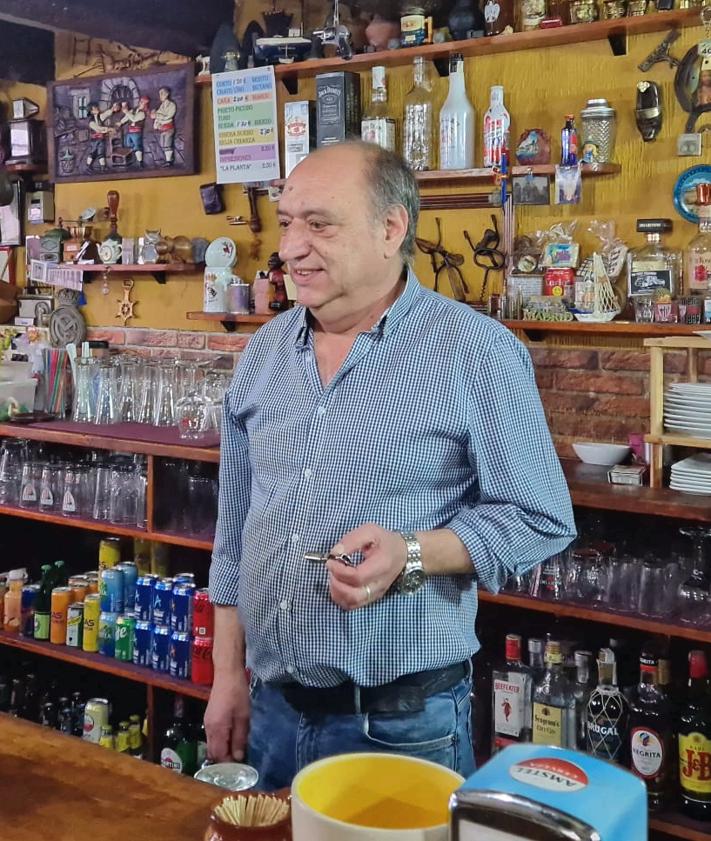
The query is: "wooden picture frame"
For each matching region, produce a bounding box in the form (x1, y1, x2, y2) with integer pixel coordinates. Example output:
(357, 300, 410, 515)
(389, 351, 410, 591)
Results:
(47, 62, 196, 183)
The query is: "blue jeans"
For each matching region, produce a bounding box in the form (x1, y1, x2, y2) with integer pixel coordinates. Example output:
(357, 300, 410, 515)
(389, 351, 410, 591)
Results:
(247, 668, 475, 791)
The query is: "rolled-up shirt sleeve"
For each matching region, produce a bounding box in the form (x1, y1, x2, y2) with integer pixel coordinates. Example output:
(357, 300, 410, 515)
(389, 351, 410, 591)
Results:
(209, 384, 252, 606)
(447, 330, 576, 594)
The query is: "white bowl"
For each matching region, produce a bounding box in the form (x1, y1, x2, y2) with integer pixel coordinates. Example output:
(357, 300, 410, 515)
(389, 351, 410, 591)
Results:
(572, 442, 630, 466)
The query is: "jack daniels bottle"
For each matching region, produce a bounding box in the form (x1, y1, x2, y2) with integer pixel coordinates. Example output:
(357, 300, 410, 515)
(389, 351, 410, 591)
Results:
(585, 648, 629, 764)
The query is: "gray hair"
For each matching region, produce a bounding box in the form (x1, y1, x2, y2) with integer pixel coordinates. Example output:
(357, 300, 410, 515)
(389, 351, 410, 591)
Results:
(352, 141, 420, 262)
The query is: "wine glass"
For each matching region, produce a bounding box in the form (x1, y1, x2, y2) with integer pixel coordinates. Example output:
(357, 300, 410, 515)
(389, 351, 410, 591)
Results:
(678, 526, 711, 626)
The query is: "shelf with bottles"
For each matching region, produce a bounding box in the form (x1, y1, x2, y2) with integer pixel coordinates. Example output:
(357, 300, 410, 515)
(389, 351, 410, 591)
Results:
(504, 319, 702, 340)
(185, 311, 274, 332)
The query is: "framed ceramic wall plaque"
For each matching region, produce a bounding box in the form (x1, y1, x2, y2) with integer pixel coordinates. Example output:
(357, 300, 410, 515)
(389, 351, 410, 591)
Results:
(47, 62, 196, 183)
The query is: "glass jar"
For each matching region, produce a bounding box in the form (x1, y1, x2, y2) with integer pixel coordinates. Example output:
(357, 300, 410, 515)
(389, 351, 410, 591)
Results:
(570, 0, 598, 23)
(580, 98, 617, 164)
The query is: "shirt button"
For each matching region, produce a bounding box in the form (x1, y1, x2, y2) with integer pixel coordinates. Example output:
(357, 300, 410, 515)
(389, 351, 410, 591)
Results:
(316, 406, 326, 417)
(286, 665, 295, 675)
(291, 533, 300, 545)
(303, 468, 312, 479)
(279, 599, 290, 611)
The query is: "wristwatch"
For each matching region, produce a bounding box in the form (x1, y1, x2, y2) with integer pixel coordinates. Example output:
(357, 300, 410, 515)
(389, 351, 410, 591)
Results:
(397, 532, 426, 595)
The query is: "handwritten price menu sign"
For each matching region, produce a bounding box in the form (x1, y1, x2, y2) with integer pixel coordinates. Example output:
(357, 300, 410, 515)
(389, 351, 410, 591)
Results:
(212, 67, 280, 184)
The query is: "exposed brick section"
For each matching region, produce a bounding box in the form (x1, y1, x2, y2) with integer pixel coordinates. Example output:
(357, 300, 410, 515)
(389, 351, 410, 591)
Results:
(529, 348, 598, 370)
(599, 350, 648, 372)
(207, 334, 250, 352)
(546, 414, 634, 442)
(542, 393, 597, 414)
(554, 370, 645, 396)
(125, 328, 177, 347)
(176, 331, 207, 350)
(86, 327, 126, 345)
(535, 369, 554, 391)
(590, 395, 650, 419)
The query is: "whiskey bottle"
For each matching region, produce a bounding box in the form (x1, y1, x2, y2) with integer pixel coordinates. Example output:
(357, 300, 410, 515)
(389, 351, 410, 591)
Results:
(403, 56, 435, 171)
(627, 219, 681, 301)
(628, 647, 675, 812)
(491, 633, 533, 753)
(532, 640, 576, 748)
(585, 648, 629, 764)
(573, 650, 593, 750)
(678, 650, 711, 821)
(361, 66, 397, 153)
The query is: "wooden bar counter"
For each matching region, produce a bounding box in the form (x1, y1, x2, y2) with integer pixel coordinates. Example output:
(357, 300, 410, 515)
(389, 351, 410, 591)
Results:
(0, 715, 216, 840)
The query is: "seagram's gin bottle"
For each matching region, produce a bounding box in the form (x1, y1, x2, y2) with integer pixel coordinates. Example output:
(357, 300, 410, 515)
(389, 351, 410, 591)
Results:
(403, 56, 435, 171)
(532, 639, 576, 748)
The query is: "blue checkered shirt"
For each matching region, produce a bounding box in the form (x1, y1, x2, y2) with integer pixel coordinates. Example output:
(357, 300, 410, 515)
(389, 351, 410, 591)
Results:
(210, 271, 576, 687)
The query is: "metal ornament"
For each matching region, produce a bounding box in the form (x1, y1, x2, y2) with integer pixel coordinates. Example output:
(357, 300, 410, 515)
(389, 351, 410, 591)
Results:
(674, 9, 711, 133)
(636, 81, 662, 142)
(49, 305, 86, 347)
(116, 278, 136, 325)
(638, 28, 681, 72)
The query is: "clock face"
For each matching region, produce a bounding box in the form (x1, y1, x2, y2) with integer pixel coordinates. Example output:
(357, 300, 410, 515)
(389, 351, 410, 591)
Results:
(401, 567, 426, 595)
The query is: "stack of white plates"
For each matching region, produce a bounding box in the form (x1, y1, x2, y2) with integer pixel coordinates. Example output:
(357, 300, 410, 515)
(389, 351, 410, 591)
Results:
(670, 453, 711, 494)
(664, 382, 711, 438)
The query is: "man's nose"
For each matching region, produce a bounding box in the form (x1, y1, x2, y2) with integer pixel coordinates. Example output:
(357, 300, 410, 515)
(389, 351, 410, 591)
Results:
(279, 221, 310, 263)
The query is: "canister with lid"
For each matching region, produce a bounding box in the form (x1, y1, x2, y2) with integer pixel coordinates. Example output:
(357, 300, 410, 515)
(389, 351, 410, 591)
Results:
(580, 98, 616, 164)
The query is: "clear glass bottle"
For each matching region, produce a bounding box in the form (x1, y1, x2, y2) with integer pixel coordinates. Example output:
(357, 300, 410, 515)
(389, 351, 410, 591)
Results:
(627, 219, 681, 300)
(586, 647, 629, 763)
(439, 53, 474, 170)
(403, 56, 435, 171)
(685, 184, 711, 295)
(532, 639, 576, 748)
(528, 637, 545, 684)
(483, 85, 510, 168)
(361, 65, 397, 152)
(572, 650, 593, 750)
(491, 633, 533, 753)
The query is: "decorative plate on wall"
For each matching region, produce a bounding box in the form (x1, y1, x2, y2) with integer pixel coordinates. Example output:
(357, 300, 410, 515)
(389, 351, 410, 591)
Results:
(673, 164, 711, 224)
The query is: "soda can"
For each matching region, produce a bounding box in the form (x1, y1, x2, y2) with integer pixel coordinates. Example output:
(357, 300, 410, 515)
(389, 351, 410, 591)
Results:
(114, 614, 136, 662)
(68, 575, 89, 603)
(66, 602, 84, 647)
(173, 572, 195, 584)
(191, 636, 214, 686)
(116, 562, 138, 616)
(99, 611, 118, 657)
(150, 542, 170, 578)
(133, 619, 152, 667)
(192, 589, 214, 638)
(99, 536, 121, 570)
(82, 593, 101, 652)
(50, 586, 73, 645)
(171, 583, 195, 633)
(82, 697, 111, 743)
(21, 584, 39, 638)
(100, 568, 124, 613)
(151, 623, 171, 672)
(152, 578, 173, 626)
(134, 575, 157, 622)
(169, 631, 191, 679)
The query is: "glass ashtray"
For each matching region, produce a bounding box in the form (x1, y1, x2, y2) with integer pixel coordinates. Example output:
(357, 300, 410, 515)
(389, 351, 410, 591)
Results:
(195, 762, 260, 791)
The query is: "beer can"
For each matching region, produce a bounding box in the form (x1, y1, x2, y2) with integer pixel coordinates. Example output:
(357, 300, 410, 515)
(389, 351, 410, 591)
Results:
(68, 575, 89, 603)
(169, 630, 191, 679)
(134, 575, 157, 622)
(171, 583, 195, 633)
(191, 636, 214, 686)
(21, 584, 39, 638)
(173, 572, 195, 584)
(114, 614, 136, 662)
(116, 562, 138, 616)
(100, 567, 124, 613)
(82, 697, 111, 743)
(151, 623, 171, 672)
(150, 542, 170, 578)
(133, 620, 152, 667)
(152, 578, 173, 626)
(99, 536, 121, 570)
(192, 589, 214, 638)
(99, 611, 118, 657)
(66, 602, 84, 648)
(50, 586, 73, 644)
(133, 537, 151, 575)
(85, 573, 100, 595)
(82, 593, 101, 652)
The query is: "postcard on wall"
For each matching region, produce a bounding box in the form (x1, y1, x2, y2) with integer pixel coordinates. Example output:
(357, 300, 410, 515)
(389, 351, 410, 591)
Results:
(212, 67, 280, 184)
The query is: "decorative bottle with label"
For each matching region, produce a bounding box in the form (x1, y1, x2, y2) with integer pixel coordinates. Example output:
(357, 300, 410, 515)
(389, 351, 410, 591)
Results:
(439, 53, 474, 171)
(532, 639, 576, 748)
(678, 649, 711, 821)
(491, 633, 533, 753)
(628, 647, 675, 811)
(483, 86, 510, 168)
(585, 647, 629, 764)
(361, 66, 397, 152)
(685, 184, 711, 295)
(403, 56, 435, 171)
(627, 219, 681, 300)
(160, 696, 197, 776)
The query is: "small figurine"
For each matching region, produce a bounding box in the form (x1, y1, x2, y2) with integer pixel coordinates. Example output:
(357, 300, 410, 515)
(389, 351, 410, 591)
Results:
(268, 252, 289, 311)
(196, 54, 211, 76)
(150, 86, 177, 167)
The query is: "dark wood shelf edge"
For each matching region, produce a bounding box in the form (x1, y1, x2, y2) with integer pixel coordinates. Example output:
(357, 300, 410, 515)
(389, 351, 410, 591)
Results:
(186, 311, 274, 325)
(63, 263, 199, 274)
(0, 631, 210, 700)
(650, 812, 711, 841)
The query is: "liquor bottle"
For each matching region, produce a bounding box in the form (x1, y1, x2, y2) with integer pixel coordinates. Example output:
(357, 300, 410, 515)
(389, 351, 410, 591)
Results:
(685, 184, 711, 295)
(628, 647, 675, 811)
(129, 713, 144, 759)
(483, 86, 510, 168)
(21, 673, 40, 723)
(0, 674, 10, 712)
(403, 56, 435, 171)
(439, 53, 474, 171)
(585, 648, 629, 763)
(573, 650, 593, 750)
(528, 638, 545, 684)
(160, 697, 197, 776)
(57, 702, 74, 735)
(627, 219, 681, 302)
(361, 66, 397, 152)
(71, 691, 85, 737)
(491, 633, 533, 753)
(532, 640, 576, 748)
(33, 564, 53, 640)
(99, 724, 115, 749)
(196, 720, 208, 769)
(39, 701, 57, 728)
(678, 650, 711, 821)
(116, 721, 131, 753)
(53, 559, 68, 588)
(560, 114, 578, 166)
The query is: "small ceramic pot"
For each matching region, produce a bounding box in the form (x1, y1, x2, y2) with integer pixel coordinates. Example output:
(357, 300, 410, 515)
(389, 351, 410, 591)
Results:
(205, 791, 291, 841)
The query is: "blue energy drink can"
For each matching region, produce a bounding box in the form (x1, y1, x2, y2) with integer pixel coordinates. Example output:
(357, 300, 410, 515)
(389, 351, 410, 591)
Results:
(134, 575, 157, 622)
(170, 583, 195, 633)
(169, 631, 191, 679)
(133, 620, 152, 667)
(151, 623, 171, 672)
(115, 562, 138, 616)
(99, 568, 124, 613)
(152, 578, 173, 626)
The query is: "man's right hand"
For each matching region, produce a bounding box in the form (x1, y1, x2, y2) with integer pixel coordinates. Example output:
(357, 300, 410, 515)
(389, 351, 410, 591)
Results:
(204, 670, 251, 762)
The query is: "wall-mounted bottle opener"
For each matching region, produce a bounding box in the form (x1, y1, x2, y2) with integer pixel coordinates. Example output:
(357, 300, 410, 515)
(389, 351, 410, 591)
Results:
(636, 81, 662, 142)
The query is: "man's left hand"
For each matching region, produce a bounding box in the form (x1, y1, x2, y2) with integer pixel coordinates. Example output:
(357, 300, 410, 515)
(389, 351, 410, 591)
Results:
(326, 523, 407, 611)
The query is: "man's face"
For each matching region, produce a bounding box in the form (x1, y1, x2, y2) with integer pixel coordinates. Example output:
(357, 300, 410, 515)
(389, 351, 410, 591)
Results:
(159, 88, 168, 101)
(277, 146, 394, 320)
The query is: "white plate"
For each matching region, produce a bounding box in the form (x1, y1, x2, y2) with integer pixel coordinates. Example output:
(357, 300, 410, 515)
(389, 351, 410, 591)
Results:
(674, 454, 711, 470)
(205, 236, 237, 269)
(672, 467, 711, 478)
(669, 485, 711, 495)
(665, 395, 711, 407)
(665, 425, 711, 438)
(669, 382, 711, 392)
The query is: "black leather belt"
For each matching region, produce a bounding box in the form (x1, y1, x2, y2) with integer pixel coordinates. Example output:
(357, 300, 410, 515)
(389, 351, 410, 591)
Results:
(277, 661, 469, 716)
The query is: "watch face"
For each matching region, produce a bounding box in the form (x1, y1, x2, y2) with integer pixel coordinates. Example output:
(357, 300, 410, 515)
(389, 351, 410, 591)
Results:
(400, 567, 426, 595)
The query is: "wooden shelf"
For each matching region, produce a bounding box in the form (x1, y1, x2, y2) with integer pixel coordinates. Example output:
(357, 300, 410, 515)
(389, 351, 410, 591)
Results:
(646, 433, 711, 450)
(66, 263, 198, 274)
(5, 162, 45, 173)
(504, 320, 705, 339)
(186, 311, 274, 332)
(478, 590, 711, 645)
(650, 811, 711, 841)
(0, 630, 210, 700)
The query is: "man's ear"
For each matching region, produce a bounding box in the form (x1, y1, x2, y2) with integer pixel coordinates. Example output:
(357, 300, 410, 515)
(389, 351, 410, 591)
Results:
(382, 204, 409, 259)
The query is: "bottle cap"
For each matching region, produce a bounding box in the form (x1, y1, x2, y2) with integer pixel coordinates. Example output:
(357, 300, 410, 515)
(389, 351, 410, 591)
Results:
(689, 649, 709, 679)
(8, 568, 26, 581)
(528, 637, 543, 653)
(505, 633, 522, 660)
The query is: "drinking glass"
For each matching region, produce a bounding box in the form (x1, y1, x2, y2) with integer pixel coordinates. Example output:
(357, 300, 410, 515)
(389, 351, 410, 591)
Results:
(565, 547, 607, 604)
(39, 463, 63, 512)
(138, 362, 159, 425)
(176, 390, 218, 441)
(606, 555, 640, 613)
(637, 558, 668, 618)
(109, 465, 140, 524)
(117, 356, 140, 423)
(538, 552, 567, 601)
(182, 474, 218, 535)
(678, 526, 711, 625)
(0, 439, 27, 506)
(72, 357, 98, 423)
(154, 362, 178, 427)
(19, 461, 41, 509)
(92, 462, 113, 520)
(62, 465, 91, 518)
(94, 361, 118, 425)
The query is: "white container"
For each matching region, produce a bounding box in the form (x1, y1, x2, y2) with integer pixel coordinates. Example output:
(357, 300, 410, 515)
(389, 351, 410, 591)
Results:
(439, 54, 474, 171)
(483, 85, 510, 168)
(572, 441, 630, 466)
(203, 267, 231, 313)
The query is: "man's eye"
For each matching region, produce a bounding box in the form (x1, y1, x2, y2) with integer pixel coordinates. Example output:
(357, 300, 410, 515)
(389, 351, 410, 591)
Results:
(309, 221, 327, 231)
(278, 219, 290, 230)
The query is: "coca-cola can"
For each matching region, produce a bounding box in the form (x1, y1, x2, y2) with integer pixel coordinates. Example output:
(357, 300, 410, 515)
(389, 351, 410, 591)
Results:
(192, 588, 214, 638)
(191, 636, 214, 686)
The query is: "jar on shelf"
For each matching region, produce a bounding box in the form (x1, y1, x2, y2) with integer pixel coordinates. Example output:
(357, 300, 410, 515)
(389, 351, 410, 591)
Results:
(570, 0, 598, 23)
(602, 0, 626, 17)
(580, 98, 617, 164)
